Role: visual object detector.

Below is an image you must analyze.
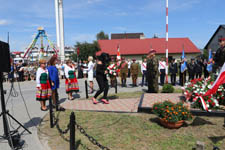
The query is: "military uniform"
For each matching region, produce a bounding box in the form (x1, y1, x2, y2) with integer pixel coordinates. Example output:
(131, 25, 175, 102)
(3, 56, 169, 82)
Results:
(213, 46, 225, 74)
(119, 59, 128, 87)
(147, 56, 159, 93)
(130, 60, 139, 87)
(107, 61, 117, 87)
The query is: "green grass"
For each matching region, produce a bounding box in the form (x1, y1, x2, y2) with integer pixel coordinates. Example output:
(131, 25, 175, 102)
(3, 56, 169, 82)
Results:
(39, 111, 225, 150)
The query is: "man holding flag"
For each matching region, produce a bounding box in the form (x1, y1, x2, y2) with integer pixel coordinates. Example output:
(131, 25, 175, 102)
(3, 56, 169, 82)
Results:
(206, 49, 213, 73)
(205, 37, 225, 96)
(180, 49, 187, 86)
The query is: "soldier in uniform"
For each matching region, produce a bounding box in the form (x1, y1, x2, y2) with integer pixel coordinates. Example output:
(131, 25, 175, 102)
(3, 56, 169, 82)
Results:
(213, 37, 225, 74)
(169, 58, 177, 85)
(130, 58, 139, 87)
(146, 49, 159, 93)
(119, 57, 128, 87)
(188, 58, 195, 80)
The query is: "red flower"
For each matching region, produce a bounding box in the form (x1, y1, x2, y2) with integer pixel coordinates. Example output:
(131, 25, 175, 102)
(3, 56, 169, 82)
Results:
(222, 97, 224, 100)
(208, 99, 212, 103)
(198, 100, 201, 103)
(155, 107, 157, 110)
(212, 102, 215, 106)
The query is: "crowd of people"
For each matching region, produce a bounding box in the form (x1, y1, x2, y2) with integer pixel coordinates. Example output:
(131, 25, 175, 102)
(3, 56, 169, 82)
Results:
(6, 37, 225, 110)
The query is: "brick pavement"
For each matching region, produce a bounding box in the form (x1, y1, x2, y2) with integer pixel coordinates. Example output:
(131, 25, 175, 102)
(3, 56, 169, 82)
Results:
(61, 98, 140, 113)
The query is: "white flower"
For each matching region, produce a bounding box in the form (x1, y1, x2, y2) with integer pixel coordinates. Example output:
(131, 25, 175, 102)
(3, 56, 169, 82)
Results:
(207, 104, 210, 108)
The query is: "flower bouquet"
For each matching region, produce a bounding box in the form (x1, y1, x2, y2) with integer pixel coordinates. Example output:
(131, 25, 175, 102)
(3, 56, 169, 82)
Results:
(183, 77, 225, 110)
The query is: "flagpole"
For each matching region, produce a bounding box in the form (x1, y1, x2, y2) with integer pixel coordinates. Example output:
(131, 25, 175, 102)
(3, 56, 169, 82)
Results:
(165, 0, 169, 84)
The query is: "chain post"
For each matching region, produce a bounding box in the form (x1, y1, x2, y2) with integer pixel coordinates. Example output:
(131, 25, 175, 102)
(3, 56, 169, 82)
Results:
(55, 90, 59, 111)
(70, 112, 75, 150)
(115, 79, 117, 94)
(49, 96, 54, 128)
(85, 80, 89, 99)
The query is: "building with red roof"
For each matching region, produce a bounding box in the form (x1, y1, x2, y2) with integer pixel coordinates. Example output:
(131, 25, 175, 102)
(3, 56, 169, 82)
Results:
(97, 37, 200, 62)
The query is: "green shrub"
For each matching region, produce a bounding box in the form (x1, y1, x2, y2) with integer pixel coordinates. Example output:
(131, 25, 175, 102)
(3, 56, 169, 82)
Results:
(162, 84, 174, 93)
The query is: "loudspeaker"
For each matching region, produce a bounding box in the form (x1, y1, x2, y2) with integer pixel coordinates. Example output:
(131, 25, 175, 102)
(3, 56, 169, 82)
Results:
(0, 41, 11, 72)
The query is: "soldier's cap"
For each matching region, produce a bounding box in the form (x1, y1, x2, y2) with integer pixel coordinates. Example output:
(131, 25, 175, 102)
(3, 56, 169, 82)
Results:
(219, 38, 225, 42)
(121, 57, 125, 60)
(132, 58, 136, 61)
(148, 49, 156, 54)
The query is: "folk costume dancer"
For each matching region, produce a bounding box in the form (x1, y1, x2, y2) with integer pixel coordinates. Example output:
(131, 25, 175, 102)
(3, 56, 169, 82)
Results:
(141, 58, 147, 87)
(36, 59, 51, 111)
(119, 57, 128, 87)
(130, 59, 139, 87)
(64, 60, 79, 100)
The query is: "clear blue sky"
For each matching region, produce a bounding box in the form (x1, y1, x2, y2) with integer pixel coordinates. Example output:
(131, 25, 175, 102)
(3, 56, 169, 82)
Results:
(0, 0, 224, 51)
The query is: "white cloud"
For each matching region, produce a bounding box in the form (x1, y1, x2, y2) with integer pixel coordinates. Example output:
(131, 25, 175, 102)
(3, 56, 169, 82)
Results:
(0, 19, 9, 26)
(72, 33, 96, 43)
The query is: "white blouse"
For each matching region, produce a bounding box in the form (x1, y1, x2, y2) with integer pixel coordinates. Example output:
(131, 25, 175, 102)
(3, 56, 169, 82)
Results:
(64, 64, 75, 79)
(36, 67, 49, 88)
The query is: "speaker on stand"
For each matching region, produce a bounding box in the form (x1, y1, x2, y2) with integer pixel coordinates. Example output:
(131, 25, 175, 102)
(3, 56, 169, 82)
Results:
(0, 41, 31, 149)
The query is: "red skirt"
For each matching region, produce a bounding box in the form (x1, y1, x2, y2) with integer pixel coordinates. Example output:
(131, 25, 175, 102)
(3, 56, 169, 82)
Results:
(65, 78, 79, 93)
(36, 81, 52, 101)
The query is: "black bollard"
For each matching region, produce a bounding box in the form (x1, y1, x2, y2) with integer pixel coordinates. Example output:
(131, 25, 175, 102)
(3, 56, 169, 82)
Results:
(55, 90, 59, 111)
(115, 79, 117, 94)
(85, 80, 89, 99)
(49, 96, 54, 128)
(70, 112, 75, 150)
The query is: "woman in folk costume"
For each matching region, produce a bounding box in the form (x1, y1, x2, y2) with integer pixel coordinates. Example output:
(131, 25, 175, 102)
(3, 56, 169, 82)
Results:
(47, 56, 60, 108)
(36, 59, 51, 111)
(64, 60, 79, 100)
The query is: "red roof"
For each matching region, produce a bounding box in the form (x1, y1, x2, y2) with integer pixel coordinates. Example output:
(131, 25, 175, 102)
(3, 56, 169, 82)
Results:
(97, 38, 200, 55)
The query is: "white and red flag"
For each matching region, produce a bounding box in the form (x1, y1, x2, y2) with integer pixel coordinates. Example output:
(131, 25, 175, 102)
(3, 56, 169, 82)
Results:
(116, 44, 121, 60)
(204, 63, 225, 96)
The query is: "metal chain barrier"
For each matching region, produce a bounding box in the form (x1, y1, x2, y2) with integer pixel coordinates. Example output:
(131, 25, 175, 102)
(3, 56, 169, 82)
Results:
(75, 121, 110, 150)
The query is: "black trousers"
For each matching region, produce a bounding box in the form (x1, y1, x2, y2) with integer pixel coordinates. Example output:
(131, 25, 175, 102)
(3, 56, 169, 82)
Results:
(196, 73, 202, 79)
(94, 77, 109, 99)
(180, 71, 186, 86)
(160, 69, 165, 85)
(189, 74, 195, 80)
(128, 69, 131, 78)
(170, 74, 176, 85)
(141, 70, 147, 86)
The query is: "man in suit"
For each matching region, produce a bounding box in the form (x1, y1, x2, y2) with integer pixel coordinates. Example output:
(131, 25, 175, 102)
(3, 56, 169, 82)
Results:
(169, 58, 177, 85)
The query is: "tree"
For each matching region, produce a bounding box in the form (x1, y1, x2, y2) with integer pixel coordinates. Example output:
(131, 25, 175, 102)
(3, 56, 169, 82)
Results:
(96, 31, 109, 40)
(202, 49, 208, 60)
(75, 41, 100, 61)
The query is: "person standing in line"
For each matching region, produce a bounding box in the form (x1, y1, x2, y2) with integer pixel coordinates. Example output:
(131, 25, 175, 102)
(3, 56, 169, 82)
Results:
(195, 57, 203, 79)
(107, 57, 117, 87)
(36, 59, 51, 111)
(48, 56, 60, 108)
(141, 58, 147, 87)
(188, 58, 195, 80)
(203, 59, 209, 78)
(87, 56, 94, 93)
(82, 60, 88, 78)
(64, 60, 79, 100)
(130, 59, 139, 87)
(78, 60, 83, 79)
(92, 53, 110, 104)
(213, 37, 225, 74)
(169, 58, 177, 85)
(119, 57, 128, 87)
(158, 57, 166, 86)
(146, 49, 159, 93)
(127, 59, 131, 78)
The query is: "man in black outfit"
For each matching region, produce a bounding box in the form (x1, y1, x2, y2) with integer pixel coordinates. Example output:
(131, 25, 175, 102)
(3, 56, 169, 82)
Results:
(188, 58, 195, 80)
(195, 57, 203, 78)
(169, 58, 177, 85)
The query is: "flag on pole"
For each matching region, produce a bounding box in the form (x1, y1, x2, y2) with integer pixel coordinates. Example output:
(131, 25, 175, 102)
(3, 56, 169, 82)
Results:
(204, 63, 225, 96)
(116, 44, 121, 60)
(207, 49, 213, 72)
(180, 49, 187, 73)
